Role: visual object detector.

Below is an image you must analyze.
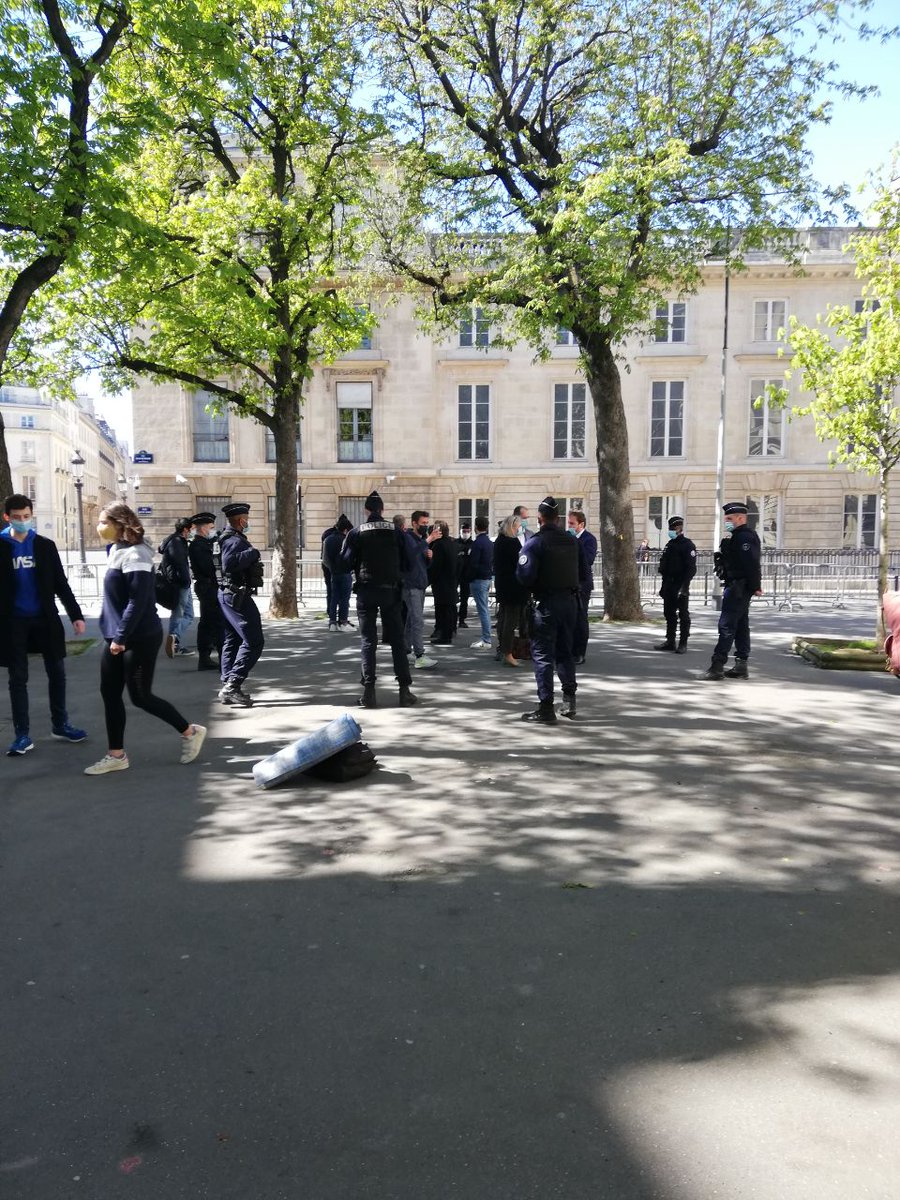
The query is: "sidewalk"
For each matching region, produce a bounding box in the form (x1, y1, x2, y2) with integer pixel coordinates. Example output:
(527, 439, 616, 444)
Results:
(2, 603, 899, 1198)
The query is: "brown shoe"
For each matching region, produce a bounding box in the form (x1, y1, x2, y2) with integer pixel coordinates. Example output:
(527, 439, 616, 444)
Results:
(165, 634, 176, 659)
(503, 653, 520, 667)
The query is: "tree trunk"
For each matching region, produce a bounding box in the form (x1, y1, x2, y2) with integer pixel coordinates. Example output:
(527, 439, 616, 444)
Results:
(0, 410, 12, 500)
(268, 392, 299, 618)
(580, 337, 643, 620)
(877, 466, 890, 642)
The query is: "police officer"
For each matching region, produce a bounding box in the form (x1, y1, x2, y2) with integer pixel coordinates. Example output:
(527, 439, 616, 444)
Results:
(188, 512, 225, 671)
(217, 502, 265, 706)
(341, 490, 417, 709)
(702, 502, 762, 680)
(654, 515, 697, 654)
(515, 496, 582, 723)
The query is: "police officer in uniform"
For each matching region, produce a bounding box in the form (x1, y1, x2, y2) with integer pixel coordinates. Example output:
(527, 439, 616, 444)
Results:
(515, 496, 582, 723)
(341, 490, 417, 709)
(217, 502, 265, 706)
(702, 502, 762, 680)
(188, 512, 225, 671)
(654, 515, 697, 654)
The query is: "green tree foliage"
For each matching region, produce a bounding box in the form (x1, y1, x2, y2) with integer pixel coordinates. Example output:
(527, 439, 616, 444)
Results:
(61, 0, 379, 616)
(372, 0, 890, 618)
(778, 168, 900, 635)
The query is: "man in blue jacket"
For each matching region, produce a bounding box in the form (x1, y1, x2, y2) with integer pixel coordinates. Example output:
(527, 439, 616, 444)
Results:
(217, 502, 265, 707)
(468, 515, 494, 648)
(0, 493, 87, 756)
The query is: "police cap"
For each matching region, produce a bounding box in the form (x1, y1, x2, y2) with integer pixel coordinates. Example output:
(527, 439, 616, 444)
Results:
(538, 496, 559, 516)
(722, 502, 748, 516)
(668, 515, 684, 529)
(191, 512, 217, 525)
(222, 502, 251, 518)
(364, 490, 383, 512)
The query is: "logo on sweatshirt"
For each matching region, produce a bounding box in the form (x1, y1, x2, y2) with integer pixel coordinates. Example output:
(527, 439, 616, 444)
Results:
(13, 556, 34, 569)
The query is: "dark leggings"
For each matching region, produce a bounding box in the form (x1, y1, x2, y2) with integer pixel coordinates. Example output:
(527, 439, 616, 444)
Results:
(100, 632, 189, 751)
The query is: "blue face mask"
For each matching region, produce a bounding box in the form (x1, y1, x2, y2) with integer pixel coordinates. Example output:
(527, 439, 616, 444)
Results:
(724, 520, 735, 533)
(9, 518, 32, 534)
(667, 530, 677, 540)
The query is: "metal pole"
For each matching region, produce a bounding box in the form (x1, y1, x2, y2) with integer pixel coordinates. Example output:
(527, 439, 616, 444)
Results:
(712, 226, 731, 611)
(74, 480, 86, 565)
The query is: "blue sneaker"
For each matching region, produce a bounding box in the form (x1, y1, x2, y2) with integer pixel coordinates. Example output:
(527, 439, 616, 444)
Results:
(52, 723, 87, 743)
(7, 735, 34, 757)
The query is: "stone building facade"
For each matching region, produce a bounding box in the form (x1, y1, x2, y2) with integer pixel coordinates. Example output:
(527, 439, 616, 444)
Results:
(128, 228, 898, 554)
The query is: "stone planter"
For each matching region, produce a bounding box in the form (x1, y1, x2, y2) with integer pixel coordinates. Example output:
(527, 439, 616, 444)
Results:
(791, 635, 889, 671)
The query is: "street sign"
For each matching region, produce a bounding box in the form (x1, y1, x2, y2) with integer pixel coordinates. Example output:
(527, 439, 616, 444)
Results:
(133, 450, 154, 464)
(137, 506, 153, 515)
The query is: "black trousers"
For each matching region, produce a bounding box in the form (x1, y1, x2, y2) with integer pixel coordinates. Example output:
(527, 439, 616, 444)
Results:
(713, 581, 751, 663)
(7, 616, 68, 736)
(572, 583, 592, 659)
(195, 581, 225, 659)
(100, 631, 188, 750)
(531, 592, 577, 702)
(660, 583, 691, 644)
(432, 601, 457, 642)
(357, 583, 412, 686)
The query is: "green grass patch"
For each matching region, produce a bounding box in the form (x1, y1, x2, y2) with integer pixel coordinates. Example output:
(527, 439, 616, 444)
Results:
(65, 638, 98, 657)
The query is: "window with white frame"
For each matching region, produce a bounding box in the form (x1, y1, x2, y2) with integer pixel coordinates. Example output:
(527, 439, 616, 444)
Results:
(196, 496, 229, 533)
(20, 439, 35, 462)
(746, 494, 781, 548)
(20, 474, 37, 502)
(647, 495, 683, 549)
(556, 327, 577, 346)
(649, 381, 684, 457)
(458, 384, 490, 460)
(553, 382, 586, 459)
(843, 494, 878, 549)
(267, 493, 303, 548)
(459, 306, 490, 348)
(355, 303, 373, 350)
(652, 301, 686, 344)
(748, 379, 783, 456)
(264, 417, 302, 463)
(336, 381, 373, 463)
(753, 299, 786, 342)
(19, 414, 34, 428)
(458, 497, 490, 534)
(192, 392, 230, 462)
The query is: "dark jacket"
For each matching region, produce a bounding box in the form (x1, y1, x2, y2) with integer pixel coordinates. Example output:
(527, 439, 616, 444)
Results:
(719, 525, 762, 593)
(99, 541, 161, 644)
(188, 533, 219, 589)
(493, 533, 529, 604)
(401, 529, 430, 590)
(468, 531, 494, 581)
(160, 531, 191, 587)
(322, 527, 351, 575)
(427, 536, 459, 604)
(0, 531, 84, 665)
(658, 534, 697, 592)
(576, 529, 598, 590)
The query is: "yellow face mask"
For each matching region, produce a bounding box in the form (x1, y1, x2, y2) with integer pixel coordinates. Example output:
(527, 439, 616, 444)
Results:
(97, 522, 118, 543)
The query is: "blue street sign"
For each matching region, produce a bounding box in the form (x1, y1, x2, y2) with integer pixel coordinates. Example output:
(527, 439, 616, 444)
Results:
(133, 450, 154, 464)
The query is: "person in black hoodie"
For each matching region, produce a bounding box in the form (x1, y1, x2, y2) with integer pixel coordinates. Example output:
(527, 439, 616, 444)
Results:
(322, 514, 354, 631)
(188, 512, 225, 671)
(493, 514, 530, 666)
(160, 518, 194, 657)
(84, 503, 206, 775)
(427, 521, 459, 644)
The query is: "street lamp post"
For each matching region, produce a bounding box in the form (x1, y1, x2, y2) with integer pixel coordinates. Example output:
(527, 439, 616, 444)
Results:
(117, 473, 128, 501)
(71, 452, 87, 567)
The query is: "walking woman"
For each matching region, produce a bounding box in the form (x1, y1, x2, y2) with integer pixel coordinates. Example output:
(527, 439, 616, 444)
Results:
(84, 503, 207, 775)
(493, 514, 530, 667)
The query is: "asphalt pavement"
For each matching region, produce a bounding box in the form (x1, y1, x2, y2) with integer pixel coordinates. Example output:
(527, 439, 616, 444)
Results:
(2, 598, 899, 1199)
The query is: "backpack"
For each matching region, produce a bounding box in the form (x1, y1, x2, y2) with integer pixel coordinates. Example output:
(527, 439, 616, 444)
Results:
(154, 566, 180, 610)
(304, 741, 378, 782)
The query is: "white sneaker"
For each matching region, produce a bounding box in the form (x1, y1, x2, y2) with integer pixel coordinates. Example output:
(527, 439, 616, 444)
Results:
(84, 753, 129, 776)
(180, 724, 207, 764)
(414, 655, 437, 670)
(470, 639, 492, 649)
(328, 622, 338, 632)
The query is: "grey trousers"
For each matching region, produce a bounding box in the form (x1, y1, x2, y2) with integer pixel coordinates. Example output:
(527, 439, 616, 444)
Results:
(403, 586, 426, 657)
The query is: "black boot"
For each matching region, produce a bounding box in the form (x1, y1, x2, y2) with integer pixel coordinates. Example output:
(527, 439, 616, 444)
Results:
(725, 659, 749, 679)
(560, 694, 576, 719)
(197, 656, 219, 671)
(675, 641, 688, 655)
(522, 701, 557, 724)
(358, 683, 377, 708)
(654, 641, 676, 651)
(398, 685, 418, 707)
(701, 660, 725, 681)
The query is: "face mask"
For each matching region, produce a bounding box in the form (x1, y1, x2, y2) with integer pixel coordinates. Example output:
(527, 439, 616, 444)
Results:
(461, 532, 471, 540)
(243, 523, 251, 533)
(205, 530, 217, 540)
(724, 521, 735, 533)
(519, 521, 528, 531)
(9, 518, 32, 534)
(418, 526, 428, 537)
(567, 528, 577, 537)
(667, 530, 677, 540)
(98, 523, 118, 543)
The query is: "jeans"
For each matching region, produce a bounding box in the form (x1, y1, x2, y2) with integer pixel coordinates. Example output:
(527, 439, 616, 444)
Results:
(329, 572, 353, 624)
(7, 617, 68, 735)
(168, 585, 194, 644)
(403, 586, 426, 657)
(470, 578, 492, 642)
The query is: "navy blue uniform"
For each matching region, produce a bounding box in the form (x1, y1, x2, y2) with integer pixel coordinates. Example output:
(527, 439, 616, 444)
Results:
(712, 525, 761, 664)
(516, 525, 582, 703)
(342, 519, 412, 686)
(658, 533, 697, 646)
(218, 528, 265, 686)
(188, 533, 225, 661)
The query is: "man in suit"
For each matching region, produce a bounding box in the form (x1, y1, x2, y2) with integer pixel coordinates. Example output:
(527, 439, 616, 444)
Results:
(567, 509, 598, 665)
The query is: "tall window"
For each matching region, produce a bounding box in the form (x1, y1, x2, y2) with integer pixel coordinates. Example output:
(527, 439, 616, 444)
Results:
(459, 307, 490, 348)
(553, 383, 586, 459)
(355, 303, 372, 350)
(753, 299, 786, 342)
(746, 495, 781, 548)
(458, 497, 490, 534)
(196, 495, 229, 533)
(458, 384, 490, 460)
(647, 495, 682, 549)
(192, 392, 230, 462)
(338, 496, 368, 529)
(336, 381, 373, 463)
(264, 420, 302, 463)
(20, 474, 37, 501)
(748, 379, 783, 456)
(653, 301, 686, 344)
(556, 327, 577, 346)
(564, 497, 585, 520)
(20, 439, 35, 462)
(19, 414, 34, 429)
(650, 381, 684, 457)
(843, 494, 877, 549)
(268, 493, 303, 548)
